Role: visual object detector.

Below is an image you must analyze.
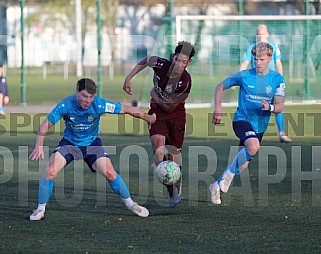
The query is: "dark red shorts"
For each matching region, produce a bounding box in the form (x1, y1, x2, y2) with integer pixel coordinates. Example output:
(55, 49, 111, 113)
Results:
(149, 117, 186, 151)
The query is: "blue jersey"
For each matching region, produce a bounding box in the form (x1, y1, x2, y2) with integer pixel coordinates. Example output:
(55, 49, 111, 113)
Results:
(47, 94, 122, 146)
(223, 69, 285, 133)
(242, 40, 281, 70)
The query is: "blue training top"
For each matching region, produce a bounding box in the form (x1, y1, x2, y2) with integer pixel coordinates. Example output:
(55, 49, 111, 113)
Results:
(222, 68, 285, 133)
(242, 40, 281, 70)
(47, 94, 122, 146)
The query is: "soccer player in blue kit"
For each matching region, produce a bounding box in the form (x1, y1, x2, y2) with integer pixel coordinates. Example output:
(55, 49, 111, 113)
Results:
(29, 78, 156, 220)
(209, 42, 286, 205)
(238, 24, 292, 143)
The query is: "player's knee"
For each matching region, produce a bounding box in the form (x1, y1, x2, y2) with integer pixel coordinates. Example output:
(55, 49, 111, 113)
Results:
(45, 170, 57, 180)
(154, 150, 165, 163)
(104, 168, 117, 180)
(4, 96, 9, 104)
(247, 143, 260, 156)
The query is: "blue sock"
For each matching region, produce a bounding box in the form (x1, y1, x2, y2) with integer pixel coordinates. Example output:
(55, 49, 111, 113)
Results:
(217, 148, 253, 181)
(38, 176, 54, 204)
(0, 106, 3, 111)
(108, 174, 130, 199)
(275, 112, 284, 134)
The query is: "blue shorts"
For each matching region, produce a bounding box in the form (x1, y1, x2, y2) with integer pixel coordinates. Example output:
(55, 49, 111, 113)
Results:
(53, 137, 108, 172)
(233, 120, 264, 147)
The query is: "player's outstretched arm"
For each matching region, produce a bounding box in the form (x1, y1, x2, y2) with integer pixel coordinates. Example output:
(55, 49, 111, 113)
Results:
(213, 83, 224, 125)
(121, 104, 156, 129)
(123, 56, 156, 95)
(29, 119, 53, 161)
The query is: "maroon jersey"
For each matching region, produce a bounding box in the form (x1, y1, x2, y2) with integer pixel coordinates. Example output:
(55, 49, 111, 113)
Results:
(148, 57, 191, 120)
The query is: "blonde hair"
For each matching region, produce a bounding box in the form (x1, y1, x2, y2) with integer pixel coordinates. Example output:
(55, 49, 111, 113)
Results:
(257, 24, 269, 33)
(251, 42, 273, 57)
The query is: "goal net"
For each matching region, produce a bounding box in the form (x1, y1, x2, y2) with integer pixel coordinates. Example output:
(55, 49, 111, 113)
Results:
(175, 15, 321, 104)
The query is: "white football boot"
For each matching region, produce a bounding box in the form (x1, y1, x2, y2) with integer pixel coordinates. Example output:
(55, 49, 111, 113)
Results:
(279, 135, 292, 143)
(209, 182, 221, 205)
(129, 202, 149, 218)
(29, 208, 45, 221)
(219, 170, 235, 193)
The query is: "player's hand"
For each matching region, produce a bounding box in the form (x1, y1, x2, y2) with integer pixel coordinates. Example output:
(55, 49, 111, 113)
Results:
(123, 78, 133, 95)
(212, 111, 222, 125)
(29, 147, 45, 161)
(261, 100, 270, 111)
(147, 113, 156, 129)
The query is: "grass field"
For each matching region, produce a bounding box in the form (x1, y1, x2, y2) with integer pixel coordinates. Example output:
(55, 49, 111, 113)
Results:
(6, 65, 321, 106)
(1, 105, 321, 253)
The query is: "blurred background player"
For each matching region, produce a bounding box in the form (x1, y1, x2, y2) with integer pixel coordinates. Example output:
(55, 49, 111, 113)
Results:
(29, 78, 156, 220)
(123, 41, 195, 207)
(238, 24, 292, 143)
(209, 42, 286, 205)
(0, 64, 9, 115)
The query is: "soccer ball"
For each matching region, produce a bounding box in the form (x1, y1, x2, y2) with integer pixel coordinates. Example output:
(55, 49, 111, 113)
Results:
(155, 160, 181, 186)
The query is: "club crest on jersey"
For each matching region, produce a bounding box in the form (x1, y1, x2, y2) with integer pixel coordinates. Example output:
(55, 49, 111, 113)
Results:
(165, 84, 173, 93)
(88, 115, 94, 122)
(266, 85, 272, 94)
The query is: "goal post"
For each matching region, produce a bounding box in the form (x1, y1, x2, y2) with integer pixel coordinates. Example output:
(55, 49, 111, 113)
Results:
(175, 15, 321, 100)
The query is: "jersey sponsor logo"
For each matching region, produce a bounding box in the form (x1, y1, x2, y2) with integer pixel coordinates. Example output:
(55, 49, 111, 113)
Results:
(248, 85, 254, 88)
(105, 102, 116, 113)
(155, 84, 170, 102)
(246, 94, 271, 102)
(245, 131, 256, 137)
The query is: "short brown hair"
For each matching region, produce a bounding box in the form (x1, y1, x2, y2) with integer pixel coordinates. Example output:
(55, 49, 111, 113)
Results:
(76, 78, 97, 95)
(251, 42, 273, 57)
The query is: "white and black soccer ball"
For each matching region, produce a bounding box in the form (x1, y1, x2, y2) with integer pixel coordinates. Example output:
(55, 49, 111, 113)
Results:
(155, 160, 181, 186)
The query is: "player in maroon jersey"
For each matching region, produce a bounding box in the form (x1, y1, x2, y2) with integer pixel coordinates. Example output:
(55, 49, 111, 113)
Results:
(123, 41, 195, 207)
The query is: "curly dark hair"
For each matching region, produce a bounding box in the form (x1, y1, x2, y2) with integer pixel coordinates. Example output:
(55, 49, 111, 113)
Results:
(174, 41, 195, 59)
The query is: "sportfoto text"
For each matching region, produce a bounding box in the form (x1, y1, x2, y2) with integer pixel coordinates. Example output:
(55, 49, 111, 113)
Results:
(1, 145, 321, 207)
(0, 112, 321, 137)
